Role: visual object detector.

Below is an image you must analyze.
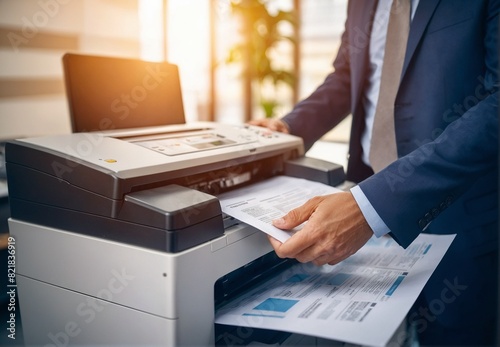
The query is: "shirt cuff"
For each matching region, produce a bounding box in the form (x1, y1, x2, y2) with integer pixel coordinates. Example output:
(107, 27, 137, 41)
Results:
(350, 185, 391, 238)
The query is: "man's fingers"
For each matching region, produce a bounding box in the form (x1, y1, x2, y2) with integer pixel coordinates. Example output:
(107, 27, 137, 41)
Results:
(267, 235, 283, 250)
(247, 119, 290, 133)
(270, 192, 374, 266)
(271, 217, 320, 260)
(267, 234, 307, 261)
(272, 196, 324, 230)
(270, 197, 327, 259)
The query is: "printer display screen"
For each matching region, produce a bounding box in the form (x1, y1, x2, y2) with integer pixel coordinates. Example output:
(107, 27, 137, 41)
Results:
(135, 133, 237, 155)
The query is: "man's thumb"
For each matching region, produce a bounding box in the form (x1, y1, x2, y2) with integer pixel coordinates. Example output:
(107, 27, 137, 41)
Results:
(272, 208, 304, 230)
(272, 216, 288, 229)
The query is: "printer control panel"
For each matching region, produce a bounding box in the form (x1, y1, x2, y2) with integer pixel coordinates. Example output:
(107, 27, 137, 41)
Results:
(132, 125, 283, 156)
(135, 132, 238, 156)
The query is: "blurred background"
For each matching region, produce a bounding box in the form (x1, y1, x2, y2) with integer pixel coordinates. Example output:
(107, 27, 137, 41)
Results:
(0, 0, 351, 141)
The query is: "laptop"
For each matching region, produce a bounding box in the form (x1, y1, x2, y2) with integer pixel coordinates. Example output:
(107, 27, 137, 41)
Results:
(62, 53, 186, 133)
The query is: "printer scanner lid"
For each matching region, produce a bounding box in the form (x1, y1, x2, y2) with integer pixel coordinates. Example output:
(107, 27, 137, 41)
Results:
(7, 122, 304, 199)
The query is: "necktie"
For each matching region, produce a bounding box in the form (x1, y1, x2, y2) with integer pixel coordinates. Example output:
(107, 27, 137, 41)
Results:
(369, 0, 410, 172)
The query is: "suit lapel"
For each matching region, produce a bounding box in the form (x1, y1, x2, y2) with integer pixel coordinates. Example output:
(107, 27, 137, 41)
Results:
(401, 0, 441, 78)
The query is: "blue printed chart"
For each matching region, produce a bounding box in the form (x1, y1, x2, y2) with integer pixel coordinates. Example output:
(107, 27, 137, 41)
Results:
(215, 233, 455, 347)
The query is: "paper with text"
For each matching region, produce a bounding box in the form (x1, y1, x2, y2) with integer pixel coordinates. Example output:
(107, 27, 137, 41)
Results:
(218, 176, 342, 242)
(215, 233, 455, 347)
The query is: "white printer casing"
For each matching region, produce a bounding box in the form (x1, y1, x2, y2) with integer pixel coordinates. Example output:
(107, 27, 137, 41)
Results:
(7, 122, 326, 346)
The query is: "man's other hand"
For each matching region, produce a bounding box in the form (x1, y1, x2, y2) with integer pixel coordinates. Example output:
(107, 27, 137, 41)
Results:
(248, 118, 290, 133)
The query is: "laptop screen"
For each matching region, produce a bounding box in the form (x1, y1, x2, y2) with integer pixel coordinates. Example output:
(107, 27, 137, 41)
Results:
(63, 53, 186, 133)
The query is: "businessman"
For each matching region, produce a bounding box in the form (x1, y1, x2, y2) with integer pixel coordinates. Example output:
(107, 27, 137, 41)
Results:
(252, 0, 499, 345)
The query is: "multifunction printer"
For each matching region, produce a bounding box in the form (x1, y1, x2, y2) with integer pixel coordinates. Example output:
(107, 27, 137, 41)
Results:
(7, 122, 346, 346)
(6, 54, 344, 346)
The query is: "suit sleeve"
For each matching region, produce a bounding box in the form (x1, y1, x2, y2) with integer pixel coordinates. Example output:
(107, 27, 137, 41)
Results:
(359, 92, 498, 247)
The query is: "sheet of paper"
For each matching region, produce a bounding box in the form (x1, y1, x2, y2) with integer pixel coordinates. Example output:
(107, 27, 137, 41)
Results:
(218, 176, 342, 243)
(215, 233, 455, 347)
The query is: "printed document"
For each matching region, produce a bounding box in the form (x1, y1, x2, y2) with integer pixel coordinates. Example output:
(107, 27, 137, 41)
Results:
(217, 176, 455, 346)
(218, 176, 341, 242)
(215, 230, 455, 346)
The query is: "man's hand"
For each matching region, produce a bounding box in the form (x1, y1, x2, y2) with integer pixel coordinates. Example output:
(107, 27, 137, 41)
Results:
(269, 191, 374, 266)
(248, 118, 290, 133)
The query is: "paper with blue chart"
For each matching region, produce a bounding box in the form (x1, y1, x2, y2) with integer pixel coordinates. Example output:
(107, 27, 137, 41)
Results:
(215, 232, 455, 347)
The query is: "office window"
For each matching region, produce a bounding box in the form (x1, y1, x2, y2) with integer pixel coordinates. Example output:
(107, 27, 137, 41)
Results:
(211, 0, 349, 141)
(155, 0, 348, 132)
(0, 0, 349, 141)
(299, 0, 347, 98)
(164, 0, 211, 122)
(299, 0, 350, 142)
(210, 0, 349, 129)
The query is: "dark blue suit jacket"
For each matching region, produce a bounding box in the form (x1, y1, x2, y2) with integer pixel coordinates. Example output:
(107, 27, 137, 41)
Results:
(283, 0, 498, 344)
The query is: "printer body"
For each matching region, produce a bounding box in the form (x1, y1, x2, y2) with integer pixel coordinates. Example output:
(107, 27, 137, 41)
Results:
(6, 122, 344, 346)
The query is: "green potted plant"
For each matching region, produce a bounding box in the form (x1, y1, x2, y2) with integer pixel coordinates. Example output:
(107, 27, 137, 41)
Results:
(226, 0, 297, 119)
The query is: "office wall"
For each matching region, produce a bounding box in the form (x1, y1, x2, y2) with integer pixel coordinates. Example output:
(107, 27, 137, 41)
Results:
(0, 0, 141, 140)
